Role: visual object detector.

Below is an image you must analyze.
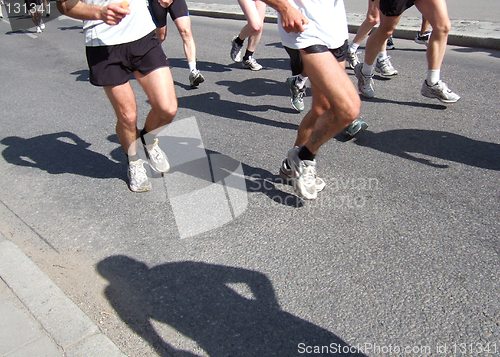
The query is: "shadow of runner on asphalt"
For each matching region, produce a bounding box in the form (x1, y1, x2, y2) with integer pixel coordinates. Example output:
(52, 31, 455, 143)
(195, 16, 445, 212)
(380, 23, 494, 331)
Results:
(97, 256, 366, 357)
(452, 47, 500, 59)
(177, 92, 298, 130)
(354, 129, 500, 170)
(359, 96, 447, 110)
(1, 131, 126, 181)
(168, 58, 232, 73)
(216, 78, 310, 99)
(108, 135, 303, 208)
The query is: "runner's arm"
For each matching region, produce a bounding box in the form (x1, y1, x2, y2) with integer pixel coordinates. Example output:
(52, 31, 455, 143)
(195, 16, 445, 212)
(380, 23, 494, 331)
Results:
(260, 0, 308, 33)
(57, 0, 129, 25)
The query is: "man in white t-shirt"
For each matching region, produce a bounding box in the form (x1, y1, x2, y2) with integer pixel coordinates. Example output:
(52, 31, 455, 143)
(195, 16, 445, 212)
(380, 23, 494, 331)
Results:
(275, 0, 361, 200)
(57, 0, 177, 192)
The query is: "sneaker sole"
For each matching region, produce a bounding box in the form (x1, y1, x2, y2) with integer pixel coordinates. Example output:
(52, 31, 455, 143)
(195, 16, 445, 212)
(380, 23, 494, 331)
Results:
(190, 76, 205, 88)
(243, 65, 262, 71)
(375, 69, 398, 77)
(128, 183, 152, 193)
(421, 92, 460, 104)
(290, 99, 304, 112)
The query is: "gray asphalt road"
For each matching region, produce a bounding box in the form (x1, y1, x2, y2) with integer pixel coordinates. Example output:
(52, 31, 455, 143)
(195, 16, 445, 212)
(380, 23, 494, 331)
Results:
(1, 14, 499, 357)
(206, 0, 500, 23)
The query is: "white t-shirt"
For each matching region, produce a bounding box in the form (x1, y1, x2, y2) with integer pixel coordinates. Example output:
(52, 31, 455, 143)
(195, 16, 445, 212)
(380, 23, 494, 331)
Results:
(278, 0, 348, 50)
(83, 0, 156, 46)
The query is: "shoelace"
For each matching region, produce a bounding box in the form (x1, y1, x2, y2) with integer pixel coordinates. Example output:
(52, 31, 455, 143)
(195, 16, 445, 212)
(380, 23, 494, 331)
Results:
(146, 138, 165, 163)
(247, 57, 259, 66)
(130, 161, 147, 184)
(301, 163, 317, 186)
(379, 56, 393, 69)
(434, 81, 453, 94)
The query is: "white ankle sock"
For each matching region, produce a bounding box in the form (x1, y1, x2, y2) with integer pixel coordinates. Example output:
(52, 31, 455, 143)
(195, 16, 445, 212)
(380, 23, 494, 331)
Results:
(188, 61, 197, 72)
(377, 51, 388, 61)
(362, 63, 375, 76)
(426, 69, 440, 85)
(349, 43, 360, 53)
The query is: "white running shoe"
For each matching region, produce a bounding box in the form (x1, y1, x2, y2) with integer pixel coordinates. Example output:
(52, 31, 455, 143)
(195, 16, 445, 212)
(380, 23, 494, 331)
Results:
(128, 159, 151, 192)
(375, 56, 398, 77)
(144, 137, 170, 173)
(230, 36, 243, 62)
(279, 157, 325, 193)
(415, 31, 431, 45)
(189, 69, 205, 88)
(36, 26, 42, 33)
(242, 56, 262, 71)
(286, 147, 318, 200)
(40, 20, 45, 30)
(285, 76, 305, 112)
(346, 49, 360, 70)
(421, 80, 460, 103)
(354, 63, 375, 98)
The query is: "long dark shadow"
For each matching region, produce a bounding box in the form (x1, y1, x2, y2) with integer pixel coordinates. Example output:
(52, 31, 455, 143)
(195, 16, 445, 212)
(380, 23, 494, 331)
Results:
(1, 131, 126, 180)
(97, 256, 366, 357)
(354, 129, 500, 170)
(176, 92, 298, 129)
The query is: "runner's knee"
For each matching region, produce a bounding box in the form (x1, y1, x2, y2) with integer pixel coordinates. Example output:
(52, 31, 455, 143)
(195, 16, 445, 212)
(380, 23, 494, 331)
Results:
(432, 18, 451, 35)
(154, 101, 177, 123)
(177, 26, 192, 40)
(117, 110, 138, 130)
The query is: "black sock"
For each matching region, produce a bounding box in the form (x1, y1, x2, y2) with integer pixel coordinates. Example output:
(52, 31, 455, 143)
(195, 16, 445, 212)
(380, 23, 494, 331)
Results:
(298, 146, 315, 161)
(243, 50, 254, 61)
(235, 36, 244, 46)
(140, 128, 148, 146)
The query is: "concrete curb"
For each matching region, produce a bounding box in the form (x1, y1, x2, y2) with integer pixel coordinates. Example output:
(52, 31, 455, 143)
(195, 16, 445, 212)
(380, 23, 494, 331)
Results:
(0, 234, 124, 356)
(188, 2, 500, 51)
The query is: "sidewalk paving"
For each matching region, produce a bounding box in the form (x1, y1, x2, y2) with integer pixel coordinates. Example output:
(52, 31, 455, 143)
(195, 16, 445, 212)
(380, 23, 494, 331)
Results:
(0, 3, 498, 357)
(188, 1, 500, 50)
(0, 233, 123, 357)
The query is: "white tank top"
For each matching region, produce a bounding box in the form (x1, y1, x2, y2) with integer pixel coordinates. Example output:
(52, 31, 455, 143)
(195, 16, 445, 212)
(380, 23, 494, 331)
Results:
(278, 0, 348, 50)
(83, 0, 156, 46)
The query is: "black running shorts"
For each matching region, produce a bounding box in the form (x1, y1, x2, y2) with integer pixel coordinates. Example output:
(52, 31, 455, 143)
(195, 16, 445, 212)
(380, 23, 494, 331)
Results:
(379, 0, 415, 17)
(285, 40, 348, 75)
(149, 0, 189, 28)
(302, 40, 348, 62)
(85, 31, 169, 87)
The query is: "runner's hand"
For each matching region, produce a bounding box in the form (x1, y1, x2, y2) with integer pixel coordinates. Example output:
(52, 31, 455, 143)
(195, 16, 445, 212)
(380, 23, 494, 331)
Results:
(100, 3, 129, 25)
(158, 0, 173, 8)
(280, 6, 308, 33)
